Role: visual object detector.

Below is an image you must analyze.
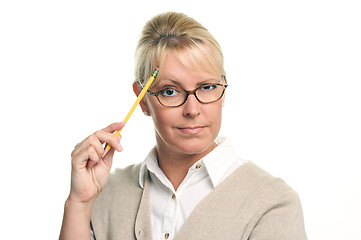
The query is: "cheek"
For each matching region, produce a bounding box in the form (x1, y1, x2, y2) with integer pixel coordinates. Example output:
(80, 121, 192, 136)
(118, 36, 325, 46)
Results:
(208, 103, 223, 122)
(147, 100, 175, 127)
(147, 97, 223, 129)
(152, 110, 170, 127)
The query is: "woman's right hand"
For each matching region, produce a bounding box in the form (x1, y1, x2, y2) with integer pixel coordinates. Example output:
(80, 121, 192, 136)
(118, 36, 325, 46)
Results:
(68, 122, 125, 204)
(60, 122, 125, 239)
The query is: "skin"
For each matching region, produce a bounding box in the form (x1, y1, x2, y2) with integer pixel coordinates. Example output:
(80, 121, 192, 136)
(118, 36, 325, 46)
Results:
(137, 52, 225, 190)
(59, 122, 124, 239)
(59, 52, 225, 239)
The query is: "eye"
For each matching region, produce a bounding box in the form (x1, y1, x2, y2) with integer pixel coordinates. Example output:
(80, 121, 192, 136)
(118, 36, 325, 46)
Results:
(200, 84, 218, 91)
(160, 88, 181, 97)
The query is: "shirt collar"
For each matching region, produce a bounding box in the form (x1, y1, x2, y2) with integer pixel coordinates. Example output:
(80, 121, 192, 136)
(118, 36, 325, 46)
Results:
(139, 148, 157, 188)
(202, 137, 237, 187)
(139, 137, 237, 189)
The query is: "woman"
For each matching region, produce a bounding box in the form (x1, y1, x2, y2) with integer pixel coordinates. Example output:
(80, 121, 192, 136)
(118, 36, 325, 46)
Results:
(60, 12, 307, 240)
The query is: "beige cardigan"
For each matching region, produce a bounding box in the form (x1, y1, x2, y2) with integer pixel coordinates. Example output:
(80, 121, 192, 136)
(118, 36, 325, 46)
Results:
(91, 161, 307, 240)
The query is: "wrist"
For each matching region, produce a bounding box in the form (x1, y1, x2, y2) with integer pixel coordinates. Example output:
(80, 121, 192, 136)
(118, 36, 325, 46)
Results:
(59, 197, 95, 239)
(65, 196, 95, 216)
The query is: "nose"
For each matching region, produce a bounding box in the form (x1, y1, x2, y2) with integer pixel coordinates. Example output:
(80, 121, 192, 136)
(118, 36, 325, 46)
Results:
(182, 94, 201, 117)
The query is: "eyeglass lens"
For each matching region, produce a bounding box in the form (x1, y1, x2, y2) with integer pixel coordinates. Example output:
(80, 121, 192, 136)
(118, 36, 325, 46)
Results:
(157, 84, 226, 107)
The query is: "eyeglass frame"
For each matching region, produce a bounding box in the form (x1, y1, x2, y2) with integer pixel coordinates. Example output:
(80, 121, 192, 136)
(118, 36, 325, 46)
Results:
(145, 82, 228, 107)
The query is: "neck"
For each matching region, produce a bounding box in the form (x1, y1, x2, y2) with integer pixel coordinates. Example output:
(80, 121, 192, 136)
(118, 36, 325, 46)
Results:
(155, 141, 217, 191)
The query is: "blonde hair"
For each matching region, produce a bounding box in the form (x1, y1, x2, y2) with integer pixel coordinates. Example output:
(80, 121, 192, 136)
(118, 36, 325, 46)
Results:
(134, 12, 225, 86)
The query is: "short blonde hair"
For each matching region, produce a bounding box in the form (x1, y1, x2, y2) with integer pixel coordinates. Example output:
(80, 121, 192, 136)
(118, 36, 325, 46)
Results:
(134, 12, 225, 86)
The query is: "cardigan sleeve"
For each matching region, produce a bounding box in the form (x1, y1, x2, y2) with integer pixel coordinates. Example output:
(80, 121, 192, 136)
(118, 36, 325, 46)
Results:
(248, 189, 307, 240)
(90, 221, 95, 240)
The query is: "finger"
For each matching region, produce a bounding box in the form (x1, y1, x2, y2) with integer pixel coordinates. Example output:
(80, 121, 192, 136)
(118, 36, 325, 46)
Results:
(74, 142, 80, 149)
(71, 133, 100, 157)
(71, 144, 100, 169)
(86, 145, 102, 169)
(94, 130, 122, 152)
(71, 122, 124, 165)
(102, 147, 116, 170)
(102, 122, 125, 134)
(88, 135, 105, 157)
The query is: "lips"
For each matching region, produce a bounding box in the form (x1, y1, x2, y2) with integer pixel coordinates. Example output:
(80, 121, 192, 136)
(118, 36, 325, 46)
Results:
(177, 126, 205, 135)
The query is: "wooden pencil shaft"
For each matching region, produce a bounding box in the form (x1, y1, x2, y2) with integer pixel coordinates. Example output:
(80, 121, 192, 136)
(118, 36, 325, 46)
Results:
(102, 68, 159, 157)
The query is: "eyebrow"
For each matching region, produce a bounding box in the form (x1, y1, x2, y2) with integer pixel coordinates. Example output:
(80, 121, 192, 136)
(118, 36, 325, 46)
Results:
(153, 77, 221, 89)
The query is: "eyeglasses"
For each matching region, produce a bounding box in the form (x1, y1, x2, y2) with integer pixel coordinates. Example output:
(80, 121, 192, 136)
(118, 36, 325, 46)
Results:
(145, 83, 228, 107)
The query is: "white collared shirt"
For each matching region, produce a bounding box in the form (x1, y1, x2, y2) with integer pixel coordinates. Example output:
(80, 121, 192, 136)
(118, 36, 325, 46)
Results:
(139, 137, 246, 240)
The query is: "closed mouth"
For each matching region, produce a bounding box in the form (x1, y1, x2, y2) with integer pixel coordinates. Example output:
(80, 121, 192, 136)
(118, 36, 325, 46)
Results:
(177, 126, 205, 135)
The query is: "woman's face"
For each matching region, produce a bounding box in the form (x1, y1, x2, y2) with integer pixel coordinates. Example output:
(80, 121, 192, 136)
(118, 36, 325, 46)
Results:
(140, 53, 225, 159)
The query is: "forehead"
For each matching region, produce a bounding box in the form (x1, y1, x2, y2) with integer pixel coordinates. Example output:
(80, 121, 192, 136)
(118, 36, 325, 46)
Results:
(154, 52, 221, 87)
(155, 47, 221, 80)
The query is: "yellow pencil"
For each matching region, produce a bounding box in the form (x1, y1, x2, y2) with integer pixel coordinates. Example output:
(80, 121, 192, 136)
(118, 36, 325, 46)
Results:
(102, 68, 159, 158)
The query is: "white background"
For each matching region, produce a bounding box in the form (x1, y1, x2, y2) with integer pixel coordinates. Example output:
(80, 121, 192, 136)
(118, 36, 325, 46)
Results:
(1, 0, 360, 239)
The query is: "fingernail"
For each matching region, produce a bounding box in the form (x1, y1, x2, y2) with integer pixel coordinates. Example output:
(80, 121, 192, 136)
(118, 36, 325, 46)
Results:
(118, 143, 123, 152)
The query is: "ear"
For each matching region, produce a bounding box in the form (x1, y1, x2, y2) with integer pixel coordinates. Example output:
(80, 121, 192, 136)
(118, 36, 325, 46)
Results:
(133, 83, 150, 116)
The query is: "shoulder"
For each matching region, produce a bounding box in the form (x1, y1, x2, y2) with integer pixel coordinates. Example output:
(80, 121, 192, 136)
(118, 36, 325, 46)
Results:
(231, 162, 307, 239)
(176, 161, 307, 239)
(106, 163, 143, 189)
(231, 161, 299, 198)
(217, 161, 304, 224)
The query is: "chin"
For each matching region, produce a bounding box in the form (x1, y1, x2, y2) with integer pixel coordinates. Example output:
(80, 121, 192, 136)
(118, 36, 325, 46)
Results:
(155, 126, 219, 157)
(172, 137, 217, 156)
